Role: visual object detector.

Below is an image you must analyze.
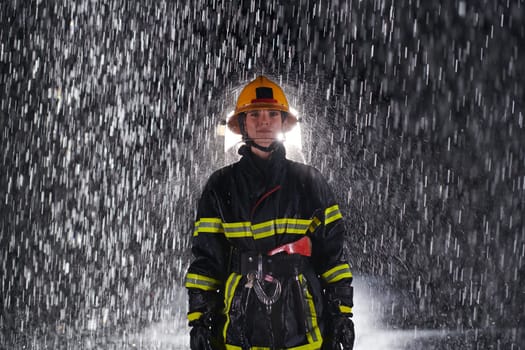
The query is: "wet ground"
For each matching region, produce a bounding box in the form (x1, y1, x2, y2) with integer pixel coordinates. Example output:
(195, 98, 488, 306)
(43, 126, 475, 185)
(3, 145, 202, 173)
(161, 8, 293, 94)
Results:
(2, 276, 522, 349)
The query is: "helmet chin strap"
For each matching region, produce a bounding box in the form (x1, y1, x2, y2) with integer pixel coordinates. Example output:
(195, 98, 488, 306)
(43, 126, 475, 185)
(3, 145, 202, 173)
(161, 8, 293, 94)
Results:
(246, 139, 280, 153)
(238, 114, 281, 153)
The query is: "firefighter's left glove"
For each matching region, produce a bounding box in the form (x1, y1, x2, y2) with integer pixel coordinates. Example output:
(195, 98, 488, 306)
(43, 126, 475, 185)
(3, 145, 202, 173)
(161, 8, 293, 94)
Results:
(188, 289, 225, 350)
(323, 283, 355, 350)
(326, 315, 355, 350)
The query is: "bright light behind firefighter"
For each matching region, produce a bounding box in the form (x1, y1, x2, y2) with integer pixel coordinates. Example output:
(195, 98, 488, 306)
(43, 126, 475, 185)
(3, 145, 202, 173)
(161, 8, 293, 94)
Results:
(223, 80, 303, 165)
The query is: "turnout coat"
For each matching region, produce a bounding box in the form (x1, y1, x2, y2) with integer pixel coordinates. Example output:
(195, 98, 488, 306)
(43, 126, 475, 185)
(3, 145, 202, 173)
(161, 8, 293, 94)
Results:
(185, 144, 353, 349)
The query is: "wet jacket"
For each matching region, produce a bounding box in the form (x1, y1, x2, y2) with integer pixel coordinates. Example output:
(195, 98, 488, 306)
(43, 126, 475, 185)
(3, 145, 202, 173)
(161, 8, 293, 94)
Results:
(185, 144, 353, 349)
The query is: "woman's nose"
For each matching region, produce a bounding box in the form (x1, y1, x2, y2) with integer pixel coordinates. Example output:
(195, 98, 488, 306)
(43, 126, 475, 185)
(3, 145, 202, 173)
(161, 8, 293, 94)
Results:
(259, 111, 270, 124)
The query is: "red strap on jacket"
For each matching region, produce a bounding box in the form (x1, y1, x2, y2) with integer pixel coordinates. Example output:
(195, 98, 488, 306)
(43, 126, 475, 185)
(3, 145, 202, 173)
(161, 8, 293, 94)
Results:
(251, 185, 282, 218)
(267, 236, 312, 257)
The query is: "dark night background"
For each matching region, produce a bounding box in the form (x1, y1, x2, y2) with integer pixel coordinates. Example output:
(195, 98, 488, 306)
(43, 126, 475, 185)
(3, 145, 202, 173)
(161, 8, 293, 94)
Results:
(1, 0, 524, 348)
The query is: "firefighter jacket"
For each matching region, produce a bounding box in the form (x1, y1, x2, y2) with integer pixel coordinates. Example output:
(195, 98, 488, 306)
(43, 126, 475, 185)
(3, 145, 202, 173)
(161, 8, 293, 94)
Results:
(185, 143, 353, 349)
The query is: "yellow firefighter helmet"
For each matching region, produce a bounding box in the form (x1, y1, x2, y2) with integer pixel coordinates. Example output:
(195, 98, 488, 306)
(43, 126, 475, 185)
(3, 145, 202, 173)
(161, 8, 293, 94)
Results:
(227, 76, 298, 134)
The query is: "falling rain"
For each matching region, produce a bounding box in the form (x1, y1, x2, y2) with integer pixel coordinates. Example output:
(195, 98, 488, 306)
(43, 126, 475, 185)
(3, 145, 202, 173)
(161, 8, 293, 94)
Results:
(1, 0, 524, 349)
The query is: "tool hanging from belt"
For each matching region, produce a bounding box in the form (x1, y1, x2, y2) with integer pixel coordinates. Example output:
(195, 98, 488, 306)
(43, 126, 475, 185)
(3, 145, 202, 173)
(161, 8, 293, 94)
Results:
(241, 236, 312, 306)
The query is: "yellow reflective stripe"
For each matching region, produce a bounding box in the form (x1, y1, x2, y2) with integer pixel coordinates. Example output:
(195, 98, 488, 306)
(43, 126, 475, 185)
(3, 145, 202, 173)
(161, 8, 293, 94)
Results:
(193, 218, 224, 236)
(223, 273, 242, 341)
(279, 218, 313, 234)
(325, 205, 343, 225)
(252, 219, 312, 239)
(187, 311, 202, 322)
(223, 222, 252, 238)
(321, 264, 353, 283)
(193, 211, 342, 238)
(185, 273, 221, 291)
(308, 217, 322, 233)
(223, 219, 314, 239)
(339, 305, 353, 314)
(252, 220, 277, 239)
(226, 343, 321, 350)
(298, 274, 322, 345)
(226, 346, 320, 350)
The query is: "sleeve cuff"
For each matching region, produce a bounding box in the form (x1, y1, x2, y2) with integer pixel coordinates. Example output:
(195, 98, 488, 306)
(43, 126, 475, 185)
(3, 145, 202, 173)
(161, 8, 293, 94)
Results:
(339, 305, 353, 315)
(187, 311, 203, 322)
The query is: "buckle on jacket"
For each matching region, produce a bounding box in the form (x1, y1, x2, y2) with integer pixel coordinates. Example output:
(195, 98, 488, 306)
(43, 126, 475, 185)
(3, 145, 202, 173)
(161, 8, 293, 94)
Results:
(241, 254, 281, 306)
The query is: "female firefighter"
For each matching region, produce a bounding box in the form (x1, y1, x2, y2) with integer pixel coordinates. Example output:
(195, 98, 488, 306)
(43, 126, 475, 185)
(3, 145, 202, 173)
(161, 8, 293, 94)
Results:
(185, 76, 355, 349)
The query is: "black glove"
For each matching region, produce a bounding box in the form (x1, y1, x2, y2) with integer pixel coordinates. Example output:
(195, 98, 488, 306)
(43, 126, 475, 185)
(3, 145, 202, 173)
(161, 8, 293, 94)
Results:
(325, 315, 355, 350)
(323, 283, 355, 349)
(188, 289, 225, 350)
(190, 314, 215, 350)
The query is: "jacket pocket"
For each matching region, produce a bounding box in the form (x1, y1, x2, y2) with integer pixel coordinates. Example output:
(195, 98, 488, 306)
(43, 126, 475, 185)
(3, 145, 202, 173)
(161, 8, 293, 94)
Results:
(223, 273, 243, 344)
(296, 274, 323, 346)
(294, 274, 309, 334)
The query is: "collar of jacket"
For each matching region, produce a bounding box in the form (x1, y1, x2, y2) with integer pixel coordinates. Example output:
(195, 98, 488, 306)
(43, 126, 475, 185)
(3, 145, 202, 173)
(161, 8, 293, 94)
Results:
(237, 142, 287, 184)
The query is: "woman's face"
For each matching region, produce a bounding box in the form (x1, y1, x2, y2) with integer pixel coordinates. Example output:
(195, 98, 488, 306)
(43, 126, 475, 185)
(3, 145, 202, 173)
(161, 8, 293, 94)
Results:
(244, 109, 286, 147)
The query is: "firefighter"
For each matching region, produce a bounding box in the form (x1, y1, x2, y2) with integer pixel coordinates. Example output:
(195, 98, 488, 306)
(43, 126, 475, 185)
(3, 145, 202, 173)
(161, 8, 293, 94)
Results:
(185, 76, 355, 349)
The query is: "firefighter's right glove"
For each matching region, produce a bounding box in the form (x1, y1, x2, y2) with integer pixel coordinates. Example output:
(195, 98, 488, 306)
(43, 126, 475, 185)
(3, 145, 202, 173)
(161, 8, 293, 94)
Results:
(188, 289, 224, 350)
(325, 315, 355, 350)
(189, 314, 214, 350)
